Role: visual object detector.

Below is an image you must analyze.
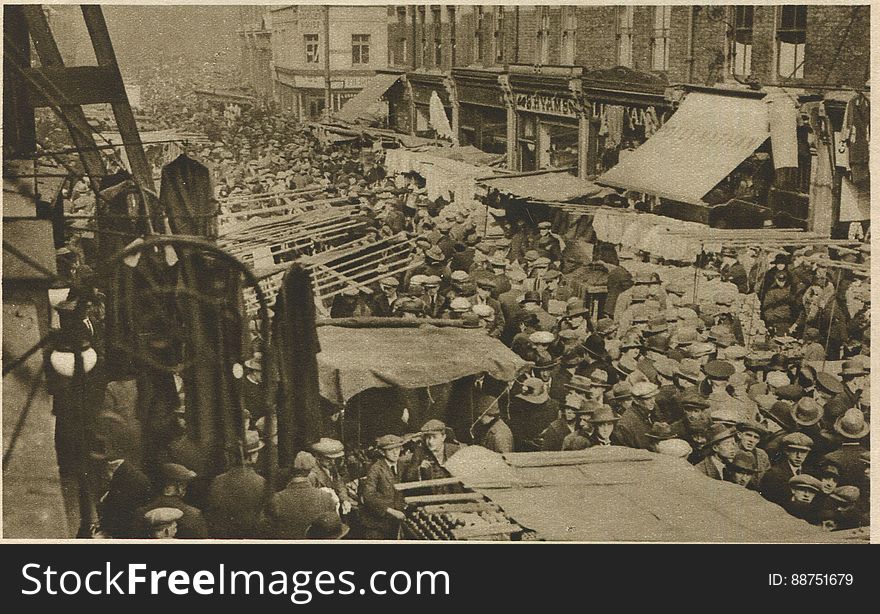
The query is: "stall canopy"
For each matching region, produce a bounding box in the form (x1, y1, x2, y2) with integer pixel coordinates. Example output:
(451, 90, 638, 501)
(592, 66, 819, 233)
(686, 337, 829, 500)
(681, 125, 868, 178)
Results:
(445, 446, 840, 542)
(598, 92, 770, 205)
(481, 171, 604, 202)
(316, 325, 529, 405)
(335, 73, 401, 124)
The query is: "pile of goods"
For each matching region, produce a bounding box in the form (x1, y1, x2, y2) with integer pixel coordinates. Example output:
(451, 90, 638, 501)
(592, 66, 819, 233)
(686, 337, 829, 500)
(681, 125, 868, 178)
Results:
(403, 501, 534, 541)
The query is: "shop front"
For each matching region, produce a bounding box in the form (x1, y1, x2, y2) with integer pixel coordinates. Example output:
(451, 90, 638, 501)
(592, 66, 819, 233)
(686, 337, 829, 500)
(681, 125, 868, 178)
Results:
(407, 70, 455, 140)
(504, 65, 587, 177)
(581, 66, 672, 175)
(452, 67, 508, 156)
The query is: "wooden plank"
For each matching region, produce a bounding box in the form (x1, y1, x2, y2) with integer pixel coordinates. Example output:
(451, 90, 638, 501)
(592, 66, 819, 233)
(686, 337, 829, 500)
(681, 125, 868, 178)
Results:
(421, 502, 502, 514)
(24, 66, 127, 107)
(395, 477, 463, 491)
(450, 523, 521, 540)
(404, 493, 485, 505)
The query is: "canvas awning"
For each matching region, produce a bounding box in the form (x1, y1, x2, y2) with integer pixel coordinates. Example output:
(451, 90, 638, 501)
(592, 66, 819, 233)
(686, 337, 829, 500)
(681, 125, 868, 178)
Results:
(598, 92, 770, 205)
(316, 325, 529, 405)
(335, 72, 401, 124)
(445, 446, 842, 542)
(481, 171, 604, 202)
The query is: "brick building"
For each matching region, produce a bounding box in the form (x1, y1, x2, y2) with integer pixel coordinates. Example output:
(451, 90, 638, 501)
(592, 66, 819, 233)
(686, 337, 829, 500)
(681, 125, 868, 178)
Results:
(269, 5, 388, 121)
(238, 5, 274, 105)
(360, 5, 868, 232)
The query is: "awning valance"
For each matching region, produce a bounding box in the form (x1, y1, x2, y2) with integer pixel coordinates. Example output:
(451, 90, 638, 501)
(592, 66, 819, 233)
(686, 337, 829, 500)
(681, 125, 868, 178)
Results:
(597, 92, 770, 205)
(335, 72, 401, 124)
(482, 171, 604, 202)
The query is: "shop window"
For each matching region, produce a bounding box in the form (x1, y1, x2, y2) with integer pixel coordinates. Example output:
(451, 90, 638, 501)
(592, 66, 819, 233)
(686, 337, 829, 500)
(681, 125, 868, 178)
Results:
(537, 8, 551, 65)
(352, 34, 370, 65)
(518, 115, 537, 171)
(561, 8, 577, 65)
(731, 5, 754, 77)
(474, 6, 484, 63)
(617, 7, 634, 68)
(493, 7, 505, 63)
(652, 6, 672, 71)
(304, 34, 320, 64)
(777, 5, 806, 79)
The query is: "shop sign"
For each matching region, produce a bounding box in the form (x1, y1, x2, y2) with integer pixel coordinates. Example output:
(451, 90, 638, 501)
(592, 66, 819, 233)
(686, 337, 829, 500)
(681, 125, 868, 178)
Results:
(514, 92, 579, 117)
(458, 84, 504, 108)
(592, 103, 665, 135)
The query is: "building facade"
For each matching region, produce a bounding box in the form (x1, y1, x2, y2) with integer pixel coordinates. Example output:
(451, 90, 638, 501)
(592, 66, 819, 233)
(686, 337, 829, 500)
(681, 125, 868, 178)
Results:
(238, 5, 274, 105)
(270, 5, 388, 121)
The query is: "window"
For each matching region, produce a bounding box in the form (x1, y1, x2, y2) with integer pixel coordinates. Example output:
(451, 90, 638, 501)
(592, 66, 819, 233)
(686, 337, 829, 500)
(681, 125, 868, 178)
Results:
(537, 7, 551, 65)
(730, 6, 754, 77)
(777, 5, 807, 79)
(561, 7, 577, 65)
(652, 6, 672, 71)
(493, 6, 505, 63)
(432, 7, 442, 67)
(419, 7, 427, 66)
(304, 34, 319, 64)
(352, 34, 370, 65)
(474, 6, 484, 63)
(617, 7, 634, 67)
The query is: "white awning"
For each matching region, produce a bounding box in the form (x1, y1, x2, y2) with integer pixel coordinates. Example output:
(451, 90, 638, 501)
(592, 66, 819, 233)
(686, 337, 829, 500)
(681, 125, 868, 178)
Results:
(598, 92, 770, 205)
(334, 73, 400, 124)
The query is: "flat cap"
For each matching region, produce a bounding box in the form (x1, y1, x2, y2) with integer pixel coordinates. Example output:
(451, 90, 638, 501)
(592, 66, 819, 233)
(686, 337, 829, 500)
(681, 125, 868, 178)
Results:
(679, 388, 710, 409)
(829, 486, 860, 505)
(376, 434, 405, 449)
(815, 372, 845, 394)
(144, 507, 183, 527)
(159, 463, 197, 483)
(529, 331, 556, 345)
(702, 360, 735, 379)
(781, 432, 814, 451)
(631, 381, 659, 399)
(420, 419, 447, 433)
(729, 451, 758, 473)
(687, 342, 716, 358)
(788, 474, 823, 493)
(310, 437, 345, 458)
(776, 384, 805, 401)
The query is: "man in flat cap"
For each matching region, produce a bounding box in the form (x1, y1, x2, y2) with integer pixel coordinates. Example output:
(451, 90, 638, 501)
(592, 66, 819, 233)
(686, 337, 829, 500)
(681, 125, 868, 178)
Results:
(759, 432, 814, 506)
(401, 419, 462, 492)
(371, 277, 400, 317)
(472, 394, 514, 454)
(204, 431, 267, 538)
(784, 474, 824, 524)
(726, 451, 759, 489)
(360, 435, 407, 540)
(144, 507, 184, 540)
(92, 445, 153, 539)
(135, 463, 208, 539)
(257, 452, 337, 540)
(309, 438, 354, 515)
(615, 381, 659, 450)
(736, 420, 770, 488)
(535, 221, 562, 262)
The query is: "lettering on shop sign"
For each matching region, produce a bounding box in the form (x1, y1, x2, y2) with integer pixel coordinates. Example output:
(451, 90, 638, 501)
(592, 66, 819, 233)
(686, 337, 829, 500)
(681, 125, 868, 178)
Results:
(514, 93, 579, 117)
(592, 103, 662, 134)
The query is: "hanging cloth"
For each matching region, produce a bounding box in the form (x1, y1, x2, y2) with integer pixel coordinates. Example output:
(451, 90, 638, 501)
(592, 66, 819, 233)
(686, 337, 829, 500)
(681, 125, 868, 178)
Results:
(429, 91, 455, 141)
(160, 154, 218, 239)
(765, 92, 799, 170)
(842, 93, 870, 187)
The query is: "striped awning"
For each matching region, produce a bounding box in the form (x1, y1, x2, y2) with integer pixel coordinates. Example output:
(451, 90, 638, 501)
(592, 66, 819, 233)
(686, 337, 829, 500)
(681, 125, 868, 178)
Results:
(598, 92, 770, 205)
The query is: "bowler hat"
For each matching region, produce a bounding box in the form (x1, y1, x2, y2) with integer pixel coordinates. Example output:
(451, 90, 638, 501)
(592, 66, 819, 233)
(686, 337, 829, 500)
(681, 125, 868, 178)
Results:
(519, 291, 542, 305)
(791, 397, 822, 427)
(834, 407, 869, 439)
(606, 381, 632, 402)
(516, 378, 549, 405)
(588, 406, 620, 424)
(245, 429, 265, 453)
(645, 422, 677, 440)
(840, 360, 868, 377)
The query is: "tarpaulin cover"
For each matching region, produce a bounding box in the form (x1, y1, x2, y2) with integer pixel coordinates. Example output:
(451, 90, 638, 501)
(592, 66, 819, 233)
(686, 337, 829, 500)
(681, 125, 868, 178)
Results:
(445, 446, 831, 542)
(598, 92, 770, 205)
(335, 72, 401, 124)
(481, 172, 604, 202)
(316, 325, 529, 405)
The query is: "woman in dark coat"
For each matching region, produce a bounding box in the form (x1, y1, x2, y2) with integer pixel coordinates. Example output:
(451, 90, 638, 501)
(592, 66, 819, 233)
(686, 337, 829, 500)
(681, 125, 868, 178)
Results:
(761, 271, 798, 336)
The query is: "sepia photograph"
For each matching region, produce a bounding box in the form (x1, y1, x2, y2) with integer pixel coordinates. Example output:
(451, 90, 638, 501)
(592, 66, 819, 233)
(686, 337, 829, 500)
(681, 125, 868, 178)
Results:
(1, 2, 872, 545)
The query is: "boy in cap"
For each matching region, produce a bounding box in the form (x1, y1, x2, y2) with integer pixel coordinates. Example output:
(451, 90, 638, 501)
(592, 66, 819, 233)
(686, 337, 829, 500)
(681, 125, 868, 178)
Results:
(784, 474, 824, 524)
(695, 424, 739, 480)
(759, 432, 814, 506)
(360, 435, 407, 540)
(401, 419, 462, 491)
(736, 420, 770, 487)
(143, 508, 184, 539)
(309, 438, 354, 515)
(371, 276, 400, 317)
(615, 381, 659, 450)
(135, 463, 208, 539)
(726, 451, 759, 488)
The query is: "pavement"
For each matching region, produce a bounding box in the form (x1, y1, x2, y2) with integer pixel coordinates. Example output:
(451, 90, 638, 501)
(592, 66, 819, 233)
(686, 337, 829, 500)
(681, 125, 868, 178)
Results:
(3, 298, 70, 539)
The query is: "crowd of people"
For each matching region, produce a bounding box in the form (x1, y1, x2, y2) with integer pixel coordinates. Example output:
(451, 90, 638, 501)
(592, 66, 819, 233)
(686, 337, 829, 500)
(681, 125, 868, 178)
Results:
(55, 62, 870, 541)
